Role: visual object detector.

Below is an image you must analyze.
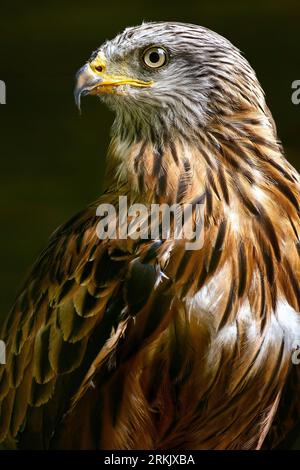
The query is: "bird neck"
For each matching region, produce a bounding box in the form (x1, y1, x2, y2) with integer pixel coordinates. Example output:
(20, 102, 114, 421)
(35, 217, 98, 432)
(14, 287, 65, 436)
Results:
(104, 106, 297, 210)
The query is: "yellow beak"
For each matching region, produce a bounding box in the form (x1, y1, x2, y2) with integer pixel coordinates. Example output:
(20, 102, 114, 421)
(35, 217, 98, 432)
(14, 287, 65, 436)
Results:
(74, 54, 153, 110)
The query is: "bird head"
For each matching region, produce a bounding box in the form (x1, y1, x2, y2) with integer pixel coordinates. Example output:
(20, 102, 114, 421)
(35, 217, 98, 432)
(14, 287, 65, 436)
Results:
(75, 22, 267, 144)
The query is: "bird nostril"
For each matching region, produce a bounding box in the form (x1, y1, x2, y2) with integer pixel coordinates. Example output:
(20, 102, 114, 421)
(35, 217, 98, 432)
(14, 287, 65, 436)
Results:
(95, 65, 103, 73)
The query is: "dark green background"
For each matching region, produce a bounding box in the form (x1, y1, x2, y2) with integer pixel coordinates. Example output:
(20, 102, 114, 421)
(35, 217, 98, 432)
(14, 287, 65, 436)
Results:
(0, 0, 299, 322)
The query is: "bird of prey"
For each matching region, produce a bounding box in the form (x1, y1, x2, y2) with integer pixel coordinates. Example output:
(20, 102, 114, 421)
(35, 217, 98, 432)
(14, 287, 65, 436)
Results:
(1, 22, 300, 450)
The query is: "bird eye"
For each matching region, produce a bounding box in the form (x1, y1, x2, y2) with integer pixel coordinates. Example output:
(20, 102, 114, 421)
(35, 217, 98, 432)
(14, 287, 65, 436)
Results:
(142, 47, 168, 69)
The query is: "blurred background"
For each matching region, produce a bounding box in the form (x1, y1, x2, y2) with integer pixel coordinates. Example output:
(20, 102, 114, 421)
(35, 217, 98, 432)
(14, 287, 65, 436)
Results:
(0, 0, 299, 322)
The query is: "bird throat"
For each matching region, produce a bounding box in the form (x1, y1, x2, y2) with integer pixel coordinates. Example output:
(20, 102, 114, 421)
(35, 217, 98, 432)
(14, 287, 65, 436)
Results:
(105, 134, 207, 206)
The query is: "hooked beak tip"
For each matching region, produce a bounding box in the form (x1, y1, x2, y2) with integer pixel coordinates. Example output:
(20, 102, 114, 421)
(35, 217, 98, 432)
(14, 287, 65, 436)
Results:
(74, 63, 97, 114)
(74, 87, 82, 113)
